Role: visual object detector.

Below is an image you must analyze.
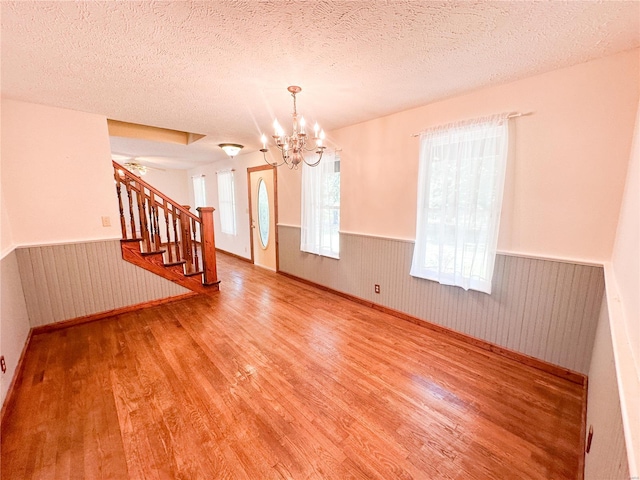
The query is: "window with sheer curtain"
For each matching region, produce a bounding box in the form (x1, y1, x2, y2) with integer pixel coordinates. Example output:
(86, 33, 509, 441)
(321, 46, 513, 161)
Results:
(410, 114, 509, 294)
(301, 150, 340, 258)
(192, 175, 207, 209)
(216, 170, 237, 235)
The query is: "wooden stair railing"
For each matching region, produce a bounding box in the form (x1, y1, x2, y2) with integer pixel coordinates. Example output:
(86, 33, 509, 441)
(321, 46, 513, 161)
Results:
(113, 161, 219, 293)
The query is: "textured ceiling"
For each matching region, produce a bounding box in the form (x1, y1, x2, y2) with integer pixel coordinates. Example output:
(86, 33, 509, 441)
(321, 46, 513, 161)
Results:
(2, 1, 639, 167)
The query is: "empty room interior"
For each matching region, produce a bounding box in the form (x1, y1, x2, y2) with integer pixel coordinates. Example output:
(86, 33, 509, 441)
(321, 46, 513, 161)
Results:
(1, 2, 638, 479)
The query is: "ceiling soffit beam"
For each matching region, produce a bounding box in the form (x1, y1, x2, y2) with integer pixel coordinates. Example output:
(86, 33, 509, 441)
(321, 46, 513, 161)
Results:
(107, 119, 205, 145)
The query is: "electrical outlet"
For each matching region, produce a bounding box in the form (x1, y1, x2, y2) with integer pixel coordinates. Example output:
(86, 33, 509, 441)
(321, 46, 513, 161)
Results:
(101, 216, 111, 227)
(586, 425, 594, 453)
(374, 284, 380, 294)
(0, 356, 6, 374)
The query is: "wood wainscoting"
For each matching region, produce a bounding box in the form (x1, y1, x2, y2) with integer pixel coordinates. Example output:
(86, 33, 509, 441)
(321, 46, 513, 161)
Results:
(1, 253, 585, 479)
(278, 225, 604, 376)
(15, 240, 191, 327)
(277, 270, 586, 386)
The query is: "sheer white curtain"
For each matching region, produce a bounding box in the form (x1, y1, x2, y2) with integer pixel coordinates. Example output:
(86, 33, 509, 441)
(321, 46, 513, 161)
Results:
(410, 114, 509, 294)
(216, 170, 236, 235)
(301, 150, 340, 258)
(192, 176, 206, 209)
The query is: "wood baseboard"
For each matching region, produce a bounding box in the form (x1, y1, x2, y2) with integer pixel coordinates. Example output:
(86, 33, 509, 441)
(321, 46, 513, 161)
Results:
(277, 270, 587, 386)
(216, 248, 252, 263)
(31, 292, 199, 336)
(1, 329, 33, 426)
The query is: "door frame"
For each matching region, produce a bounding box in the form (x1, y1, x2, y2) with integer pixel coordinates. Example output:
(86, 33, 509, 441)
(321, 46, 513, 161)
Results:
(246, 165, 279, 272)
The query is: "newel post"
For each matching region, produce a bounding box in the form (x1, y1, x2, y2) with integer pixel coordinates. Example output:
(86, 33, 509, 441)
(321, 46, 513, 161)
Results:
(197, 207, 219, 286)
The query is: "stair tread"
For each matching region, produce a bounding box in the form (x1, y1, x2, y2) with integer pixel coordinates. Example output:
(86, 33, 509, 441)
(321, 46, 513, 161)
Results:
(184, 271, 204, 277)
(141, 249, 166, 256)
(164, 260, 187, 267)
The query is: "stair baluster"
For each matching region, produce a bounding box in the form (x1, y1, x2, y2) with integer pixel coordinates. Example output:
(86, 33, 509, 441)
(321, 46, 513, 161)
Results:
(163, 200, 173, 263)
(135, 187, 150, 252)
(180, 208, 194, 274)
(149, 192, 161, 251)
(147, 194, 156, 250)
(172, 208, 180, 265)
(125, 177, 137, 238)
(114, 172, 127, 240)
(191, 217, 200, 272)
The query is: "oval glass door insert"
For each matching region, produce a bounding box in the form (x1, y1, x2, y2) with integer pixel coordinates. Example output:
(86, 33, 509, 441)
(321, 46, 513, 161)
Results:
(257, 178, 270, 248)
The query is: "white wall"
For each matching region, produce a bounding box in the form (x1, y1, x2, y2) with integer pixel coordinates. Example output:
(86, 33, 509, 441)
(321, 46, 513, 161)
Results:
(606, 100, 640, 476)
(142, 168, 190, 206)
(585, 296, 631, 479)
(188, 150, 273, 259)
(1, 191, 15, 258)
(1, 99, 121, 247)
(279, 49, 639, 264)
(611, 100, 640, 392)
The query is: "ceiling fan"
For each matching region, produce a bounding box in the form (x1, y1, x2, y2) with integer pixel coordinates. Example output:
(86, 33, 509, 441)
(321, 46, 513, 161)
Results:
(111, 154, 166, 176)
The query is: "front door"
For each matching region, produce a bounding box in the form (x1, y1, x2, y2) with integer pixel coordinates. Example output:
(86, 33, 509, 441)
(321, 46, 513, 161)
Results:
(248, 165, 277, 271)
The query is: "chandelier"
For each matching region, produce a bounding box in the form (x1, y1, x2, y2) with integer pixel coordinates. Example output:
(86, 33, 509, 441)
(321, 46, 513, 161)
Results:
(260, 86, 326, 169)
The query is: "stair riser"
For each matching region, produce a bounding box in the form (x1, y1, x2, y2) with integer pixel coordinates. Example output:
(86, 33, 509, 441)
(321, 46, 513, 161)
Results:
(120, 241, 218, 295)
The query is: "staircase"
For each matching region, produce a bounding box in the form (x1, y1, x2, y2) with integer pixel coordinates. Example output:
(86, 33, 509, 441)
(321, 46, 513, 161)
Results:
(113, 161, 220, 294)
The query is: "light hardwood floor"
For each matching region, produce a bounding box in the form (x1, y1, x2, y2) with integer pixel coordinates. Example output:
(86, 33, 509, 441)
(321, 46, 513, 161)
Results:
(1, 253, 584, 479)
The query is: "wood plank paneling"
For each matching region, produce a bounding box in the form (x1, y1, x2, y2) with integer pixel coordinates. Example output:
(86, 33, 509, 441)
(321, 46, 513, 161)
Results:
(0, 250, 31, 406)
(278, 226, 604, 374)
(584, 296, 631, 479)
(15, 240, 189, 327)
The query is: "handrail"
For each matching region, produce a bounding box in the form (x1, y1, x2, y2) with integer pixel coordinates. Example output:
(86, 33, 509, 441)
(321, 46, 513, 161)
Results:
(113, 161, 200, 222)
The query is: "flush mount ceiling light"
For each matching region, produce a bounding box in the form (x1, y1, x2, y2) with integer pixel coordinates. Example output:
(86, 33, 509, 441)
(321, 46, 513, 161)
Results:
(218, 143, 244, 158)
(260, 86, 325, 169)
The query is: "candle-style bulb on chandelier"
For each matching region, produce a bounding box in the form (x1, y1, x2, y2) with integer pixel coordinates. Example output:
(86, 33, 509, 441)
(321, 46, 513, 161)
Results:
(260, 86, 325, 169)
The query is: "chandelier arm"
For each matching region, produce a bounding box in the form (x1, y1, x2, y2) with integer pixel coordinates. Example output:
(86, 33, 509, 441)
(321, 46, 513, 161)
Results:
(261, 150, 289, 168)
(302, 149, 325, 168)
(302, 144, 321, 152)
